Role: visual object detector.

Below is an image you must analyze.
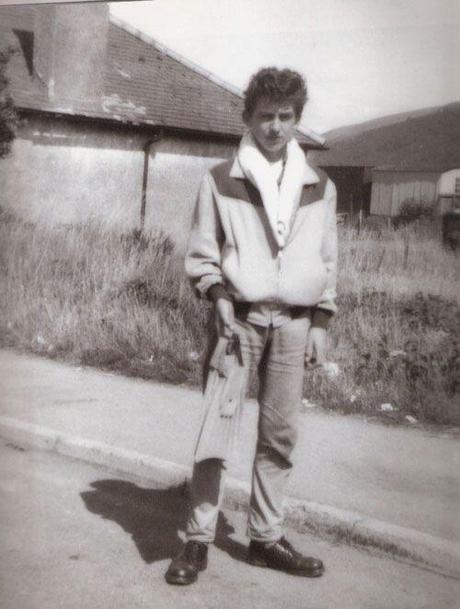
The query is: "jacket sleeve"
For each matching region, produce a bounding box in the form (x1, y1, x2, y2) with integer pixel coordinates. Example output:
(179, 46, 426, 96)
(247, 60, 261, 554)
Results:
(316, 178, 338, 316)
(184, 171, 226, 299)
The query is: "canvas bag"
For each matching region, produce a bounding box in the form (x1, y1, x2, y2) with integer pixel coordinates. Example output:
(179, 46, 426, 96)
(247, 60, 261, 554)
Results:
(194, 334, 247, 464)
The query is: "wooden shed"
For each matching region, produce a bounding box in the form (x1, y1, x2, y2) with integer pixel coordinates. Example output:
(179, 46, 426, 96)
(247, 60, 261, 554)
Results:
(311, 102, 460, 219)
(370, 169, 440, 216)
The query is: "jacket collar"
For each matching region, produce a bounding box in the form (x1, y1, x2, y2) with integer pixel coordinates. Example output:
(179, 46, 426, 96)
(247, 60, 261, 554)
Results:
(229, 150, 320, 186)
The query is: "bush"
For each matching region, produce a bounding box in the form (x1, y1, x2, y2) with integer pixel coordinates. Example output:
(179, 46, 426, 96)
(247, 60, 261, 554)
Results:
(395, 198, 432, 227)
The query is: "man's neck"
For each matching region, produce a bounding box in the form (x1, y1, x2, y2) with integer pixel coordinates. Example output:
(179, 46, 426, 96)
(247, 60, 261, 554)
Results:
(253, 138, 287, 163)
(265, 149, 286, 163)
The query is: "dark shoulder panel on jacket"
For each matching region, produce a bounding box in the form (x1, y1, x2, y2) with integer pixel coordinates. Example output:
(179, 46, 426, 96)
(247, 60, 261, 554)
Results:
(210, 159, 234, 187)
(209, 158, 263, 207)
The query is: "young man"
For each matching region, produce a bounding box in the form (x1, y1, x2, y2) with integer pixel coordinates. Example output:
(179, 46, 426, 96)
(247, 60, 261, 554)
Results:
(165, 67, 337, 585)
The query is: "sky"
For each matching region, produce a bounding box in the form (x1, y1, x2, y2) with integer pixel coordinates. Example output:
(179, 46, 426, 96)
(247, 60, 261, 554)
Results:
(110, 0, 460, 133)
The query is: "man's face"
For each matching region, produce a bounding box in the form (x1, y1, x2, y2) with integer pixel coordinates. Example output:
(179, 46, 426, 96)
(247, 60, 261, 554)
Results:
(243, 98, 299, 161)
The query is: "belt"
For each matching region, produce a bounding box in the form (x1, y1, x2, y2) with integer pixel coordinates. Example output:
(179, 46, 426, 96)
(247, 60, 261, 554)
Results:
(233, 301, 310, 321)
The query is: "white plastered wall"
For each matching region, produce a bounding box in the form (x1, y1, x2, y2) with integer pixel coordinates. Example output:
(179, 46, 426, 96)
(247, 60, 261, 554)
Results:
(0, 114, 144, 227)
(145, 136, 234, 250)
(0, 115, 235, 246)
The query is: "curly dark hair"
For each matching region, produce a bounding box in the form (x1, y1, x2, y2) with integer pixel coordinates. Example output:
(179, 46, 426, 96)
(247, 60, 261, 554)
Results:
(243, 67, 308, 120)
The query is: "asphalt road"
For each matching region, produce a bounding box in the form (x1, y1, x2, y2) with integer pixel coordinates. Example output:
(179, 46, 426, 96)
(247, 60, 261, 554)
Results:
(0, 439, 458, 609)
(1, 350, 458, 542)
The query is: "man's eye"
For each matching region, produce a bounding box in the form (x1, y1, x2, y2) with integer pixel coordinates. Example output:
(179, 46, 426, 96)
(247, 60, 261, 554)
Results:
(280, 114, 294, 121)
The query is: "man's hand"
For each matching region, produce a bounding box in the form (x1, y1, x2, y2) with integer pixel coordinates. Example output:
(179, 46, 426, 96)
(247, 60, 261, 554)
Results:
(215, 298, 236, 338)
(305, 327, 328, 367)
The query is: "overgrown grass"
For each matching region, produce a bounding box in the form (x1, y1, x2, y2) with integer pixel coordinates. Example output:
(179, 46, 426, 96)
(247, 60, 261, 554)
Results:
(0, 211, 458, 426)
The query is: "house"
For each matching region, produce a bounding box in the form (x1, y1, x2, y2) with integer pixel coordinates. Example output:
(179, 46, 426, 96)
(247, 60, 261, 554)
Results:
(0, 3, 325, 249)
(311, 103, 460, 218)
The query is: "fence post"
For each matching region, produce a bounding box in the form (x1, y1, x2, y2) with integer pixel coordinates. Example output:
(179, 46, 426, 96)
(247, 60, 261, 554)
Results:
(403, 238, 409, 269)
(376, 247, 386, 272)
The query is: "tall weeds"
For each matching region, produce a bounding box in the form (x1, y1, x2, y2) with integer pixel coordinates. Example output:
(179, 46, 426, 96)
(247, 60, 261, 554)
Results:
(0, 213, 458, 425)
(0, 216, 208, 383)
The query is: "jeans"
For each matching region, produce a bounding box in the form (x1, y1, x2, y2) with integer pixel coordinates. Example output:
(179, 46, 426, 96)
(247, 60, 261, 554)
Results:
(186, 312, 311, 543)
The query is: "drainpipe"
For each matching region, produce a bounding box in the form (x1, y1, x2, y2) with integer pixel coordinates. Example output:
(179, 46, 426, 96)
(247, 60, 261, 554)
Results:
(140, 128, 163, 230)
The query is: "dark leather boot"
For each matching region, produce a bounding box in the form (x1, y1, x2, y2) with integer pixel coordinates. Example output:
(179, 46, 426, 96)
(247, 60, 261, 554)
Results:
(165, 541, 208, 585)
(247, 537, 324, 577)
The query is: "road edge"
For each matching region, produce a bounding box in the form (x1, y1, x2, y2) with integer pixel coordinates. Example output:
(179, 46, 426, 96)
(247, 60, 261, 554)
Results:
(1, 415, 459, 579)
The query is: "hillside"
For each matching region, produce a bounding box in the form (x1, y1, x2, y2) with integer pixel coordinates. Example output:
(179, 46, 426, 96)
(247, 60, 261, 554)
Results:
(312, 102, 460, 171)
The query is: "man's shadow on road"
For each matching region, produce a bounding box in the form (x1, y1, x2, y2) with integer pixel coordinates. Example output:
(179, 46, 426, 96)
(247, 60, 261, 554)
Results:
(81, 479, 247, 564)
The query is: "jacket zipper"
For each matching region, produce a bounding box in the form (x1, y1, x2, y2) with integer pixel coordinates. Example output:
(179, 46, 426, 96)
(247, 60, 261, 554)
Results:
(276, 248, 283, 308)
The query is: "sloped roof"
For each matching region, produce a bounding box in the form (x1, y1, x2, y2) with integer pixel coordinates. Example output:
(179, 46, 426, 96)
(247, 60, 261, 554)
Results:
(0, 5, 324, 148)
(311, 103, 460, 171)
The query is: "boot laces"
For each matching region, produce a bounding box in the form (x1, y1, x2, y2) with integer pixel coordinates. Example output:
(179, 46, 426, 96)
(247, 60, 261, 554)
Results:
(279, 537, 301, 558)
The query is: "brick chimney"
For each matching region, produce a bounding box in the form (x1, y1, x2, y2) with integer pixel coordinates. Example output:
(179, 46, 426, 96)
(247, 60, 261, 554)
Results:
(33, 3, 109, 104)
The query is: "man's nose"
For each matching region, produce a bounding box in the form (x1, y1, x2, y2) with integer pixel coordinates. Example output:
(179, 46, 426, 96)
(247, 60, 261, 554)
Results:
(270, 117, 281, 134)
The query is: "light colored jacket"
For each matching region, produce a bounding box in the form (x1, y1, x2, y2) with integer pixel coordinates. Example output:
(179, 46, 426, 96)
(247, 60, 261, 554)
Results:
(185, 154, 338, 314)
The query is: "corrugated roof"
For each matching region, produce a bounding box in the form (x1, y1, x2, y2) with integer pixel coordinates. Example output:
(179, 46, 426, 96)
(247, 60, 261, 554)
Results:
(311, 103, 460, 171)
(0, 5, 324, 148)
